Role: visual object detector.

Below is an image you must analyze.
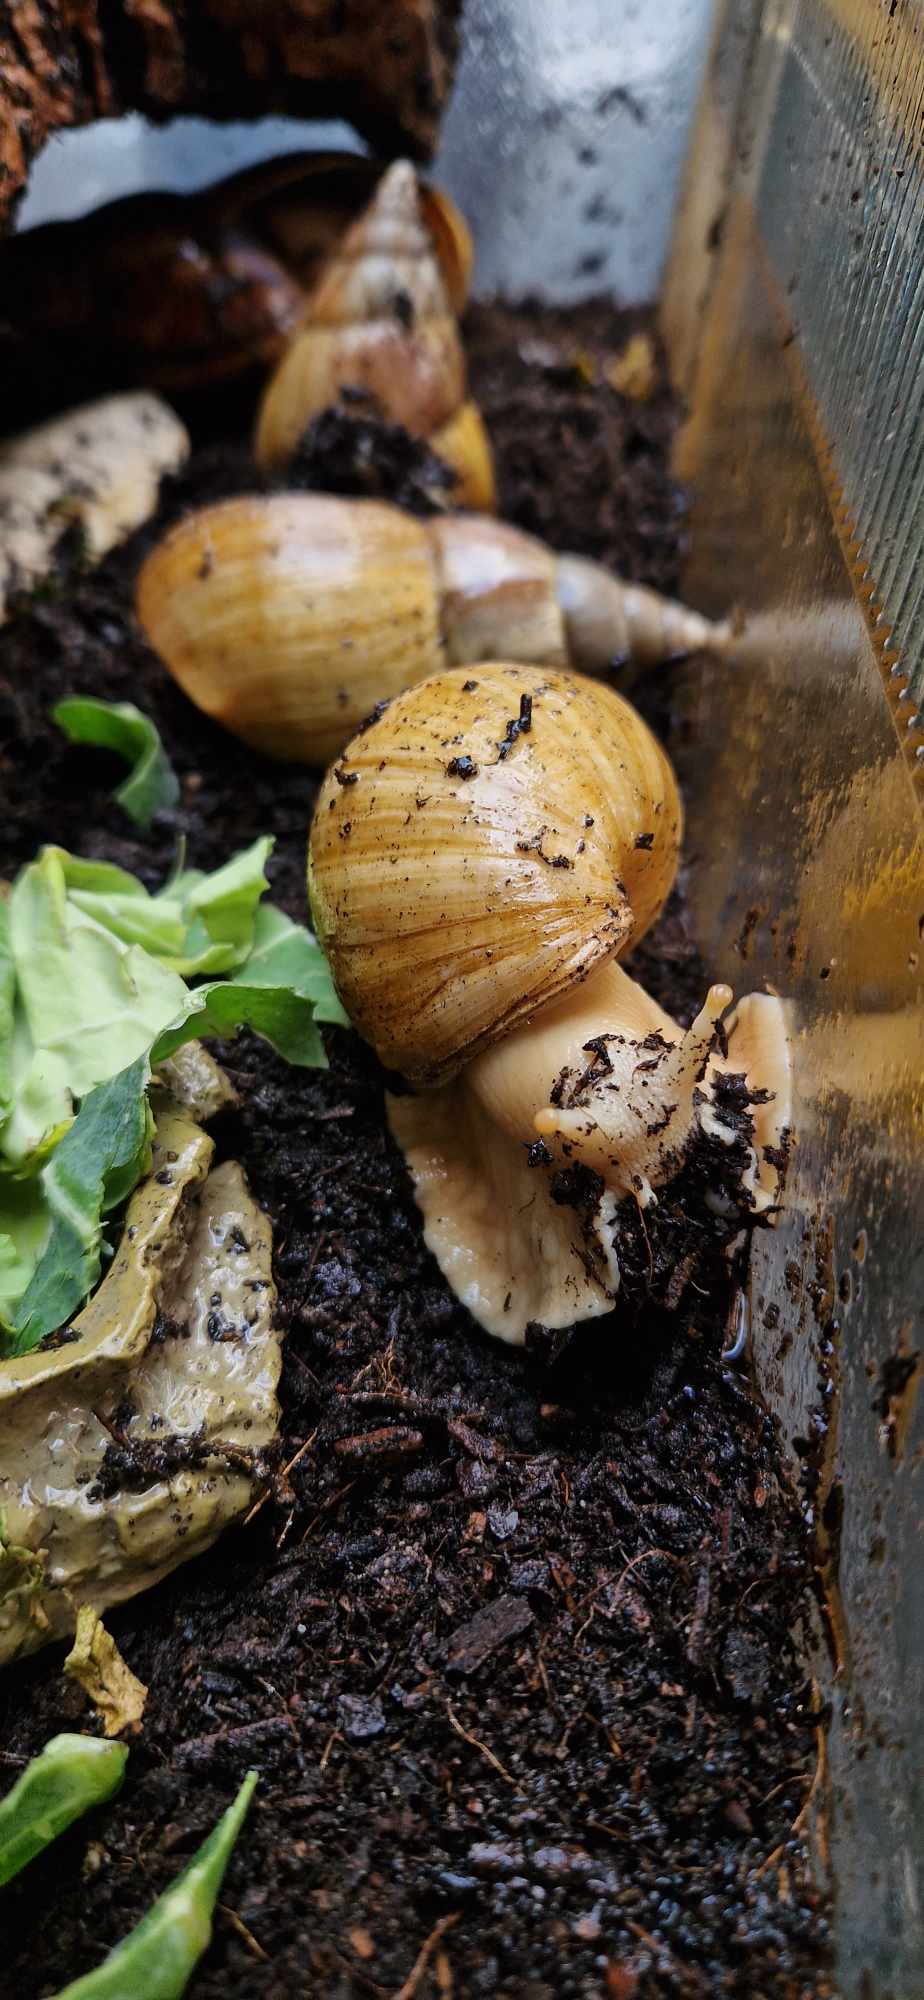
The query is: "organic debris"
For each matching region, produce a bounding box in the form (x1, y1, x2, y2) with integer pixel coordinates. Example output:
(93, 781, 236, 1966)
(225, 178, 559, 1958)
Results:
(64, 1608, 148, 1737)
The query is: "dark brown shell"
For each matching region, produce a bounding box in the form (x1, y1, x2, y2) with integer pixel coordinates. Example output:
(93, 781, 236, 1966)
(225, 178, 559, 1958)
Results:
(0, 152, 473, 422)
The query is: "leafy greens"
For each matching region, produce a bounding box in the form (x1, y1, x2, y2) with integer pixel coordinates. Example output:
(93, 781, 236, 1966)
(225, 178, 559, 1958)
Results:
(52, 697, 181, 831)
(0, 837, 347, 1356)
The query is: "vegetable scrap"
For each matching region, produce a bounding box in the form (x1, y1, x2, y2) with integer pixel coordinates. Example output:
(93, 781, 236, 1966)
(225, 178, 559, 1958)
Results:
(52, 697, 180, 831)
(49, 1769, 257, 2000)
(63, 1608, 148, 1738)
(0, 836, 344, 1355)
(0, 1733, 127, 1887)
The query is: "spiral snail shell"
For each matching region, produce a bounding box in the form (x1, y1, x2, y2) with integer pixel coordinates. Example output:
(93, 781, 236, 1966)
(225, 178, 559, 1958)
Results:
(308, 664, 792, 1345)
(135, 494, 729, 766)
(0, 153, 473, 432)
(254, 160, 495, 508)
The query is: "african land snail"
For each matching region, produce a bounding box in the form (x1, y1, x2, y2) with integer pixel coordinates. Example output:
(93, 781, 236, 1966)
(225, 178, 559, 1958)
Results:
(253, 158, 493, 507)
(136, 493, 730, 766)
(308, 664, 792, 1346)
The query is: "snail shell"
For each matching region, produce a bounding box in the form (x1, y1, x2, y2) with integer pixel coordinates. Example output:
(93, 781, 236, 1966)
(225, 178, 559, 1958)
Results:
(0, 153, 472, 413)
(307, 663, 682, 1084)
(135, 493, 728, 767)
(254, 160, 495, 508)
(232, 150, 473, 313)
(0, 189, 306, 406)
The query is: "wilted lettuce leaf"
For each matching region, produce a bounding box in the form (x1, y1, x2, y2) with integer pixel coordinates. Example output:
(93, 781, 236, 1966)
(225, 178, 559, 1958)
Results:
(53, 697, 181, 831)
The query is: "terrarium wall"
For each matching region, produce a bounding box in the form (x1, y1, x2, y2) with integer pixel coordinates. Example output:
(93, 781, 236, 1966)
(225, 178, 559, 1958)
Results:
(664, 4, 924, 1997)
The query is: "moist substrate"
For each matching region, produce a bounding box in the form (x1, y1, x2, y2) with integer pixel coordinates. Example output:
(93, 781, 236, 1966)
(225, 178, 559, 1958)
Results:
(0, 301, 832, 1999)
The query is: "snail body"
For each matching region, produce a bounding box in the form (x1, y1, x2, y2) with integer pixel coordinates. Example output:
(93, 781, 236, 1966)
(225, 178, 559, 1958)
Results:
(254, 160, 495, 507)
(308, 664, 792, 1345)
(136, 493, 729, 766)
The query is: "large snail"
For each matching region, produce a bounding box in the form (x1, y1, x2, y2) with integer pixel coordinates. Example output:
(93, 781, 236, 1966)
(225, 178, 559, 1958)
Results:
(135, 494, 729, 765)
(253, 159, 492, 505)
(308, 664, 791, 1345)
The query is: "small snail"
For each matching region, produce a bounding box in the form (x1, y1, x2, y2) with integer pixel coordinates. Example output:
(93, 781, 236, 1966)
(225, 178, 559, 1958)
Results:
(254, 159, 495, 507)
(135, 493, 729, 765)
(308, 664, 792, 1345)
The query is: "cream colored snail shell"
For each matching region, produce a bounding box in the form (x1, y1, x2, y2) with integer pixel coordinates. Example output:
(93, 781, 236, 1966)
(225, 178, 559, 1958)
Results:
(135, 493, 729, 767)
(308, 664, 792, 1346)
(254, 159, 495, 509)
(309, 663, 682, 1084)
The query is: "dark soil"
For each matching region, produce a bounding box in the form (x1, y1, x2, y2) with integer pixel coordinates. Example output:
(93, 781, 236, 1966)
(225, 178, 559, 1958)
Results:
(0, 301, 831, 1999)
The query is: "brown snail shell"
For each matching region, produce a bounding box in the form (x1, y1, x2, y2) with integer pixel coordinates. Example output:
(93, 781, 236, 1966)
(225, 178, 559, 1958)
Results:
(0, 153, 473, 412)
(228, 150, 473, 313)
(254, 160, 495, 508)
(0, 190, 305, 407)
(135, 493, 729, 767)
(307, 663, 682, 1084)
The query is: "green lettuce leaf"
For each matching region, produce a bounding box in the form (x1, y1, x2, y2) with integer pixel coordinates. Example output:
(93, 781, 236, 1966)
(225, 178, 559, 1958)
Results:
(225, 904, 349, 1026)
(53, 697, 181, 831)
(5, 849, 188, 1165)
(0, 833, 346, 1346)
(2, 1058, 152, 1357)
(0, 898, 14, 1122)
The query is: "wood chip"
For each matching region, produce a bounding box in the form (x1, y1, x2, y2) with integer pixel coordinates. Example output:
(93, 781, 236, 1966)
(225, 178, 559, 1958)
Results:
(444, 1593, 533, 1675)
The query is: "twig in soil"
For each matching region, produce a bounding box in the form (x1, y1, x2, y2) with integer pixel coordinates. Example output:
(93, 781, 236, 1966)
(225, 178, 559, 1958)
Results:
(585, 1817, 631, 1843)
(242, 1430, 318, 1529)
(790, 1721, 828, 1842)
(218, 1903, 270, 1961)
(319, 1730, 343, 1771)
(685, 1541, 712, 1666)
(390, 1913, 460, 2000)
(298, 1480, 357, 1544)
(611, 1547, 680, 1598)
(446, 1703, 521, 1791)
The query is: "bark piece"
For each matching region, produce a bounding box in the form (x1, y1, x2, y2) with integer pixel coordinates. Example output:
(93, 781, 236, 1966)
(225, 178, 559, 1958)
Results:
(444, 1594, 534, 1676)
(0, 0, 462, 231)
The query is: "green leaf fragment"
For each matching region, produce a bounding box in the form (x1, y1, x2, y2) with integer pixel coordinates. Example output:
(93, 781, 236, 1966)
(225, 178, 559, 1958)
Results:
(153, 980, 327, 1070)
(49, 1769, 258, 1999)
(5, 849, 188, 1162)
(53, 697, 180, 832)
(0, 1733, 128, 1887)
(2, 1058, 152, 1357)
(0, 830, 345, 1340)
(237, 904, 350, 1027)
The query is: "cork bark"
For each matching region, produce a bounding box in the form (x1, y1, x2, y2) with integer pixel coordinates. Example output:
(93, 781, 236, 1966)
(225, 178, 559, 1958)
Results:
(0, 0, 461, 228)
